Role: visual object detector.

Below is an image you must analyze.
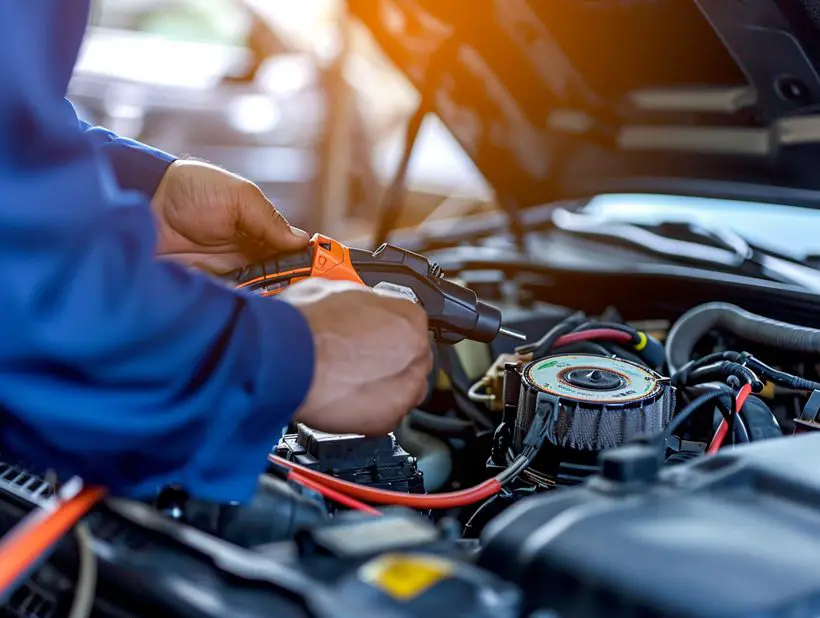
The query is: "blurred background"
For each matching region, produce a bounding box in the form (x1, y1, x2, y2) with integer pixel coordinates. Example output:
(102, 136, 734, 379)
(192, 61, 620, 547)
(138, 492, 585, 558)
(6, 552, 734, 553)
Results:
(69, 0, 494, 242)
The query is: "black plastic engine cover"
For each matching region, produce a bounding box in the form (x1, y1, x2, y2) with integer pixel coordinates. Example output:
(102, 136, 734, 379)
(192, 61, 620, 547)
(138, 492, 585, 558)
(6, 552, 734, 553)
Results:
(83, 504, 521, 618)
(479, 434, 820, 618)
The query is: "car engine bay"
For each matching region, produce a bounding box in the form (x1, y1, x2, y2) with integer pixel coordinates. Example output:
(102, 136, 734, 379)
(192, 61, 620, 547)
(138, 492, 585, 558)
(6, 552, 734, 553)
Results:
(9, 0, 820, 616)
(4, 254, 820, 618)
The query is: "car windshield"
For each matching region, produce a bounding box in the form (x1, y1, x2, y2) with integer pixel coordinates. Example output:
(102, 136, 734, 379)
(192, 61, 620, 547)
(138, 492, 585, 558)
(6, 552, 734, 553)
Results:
(580, 194, 820, 262)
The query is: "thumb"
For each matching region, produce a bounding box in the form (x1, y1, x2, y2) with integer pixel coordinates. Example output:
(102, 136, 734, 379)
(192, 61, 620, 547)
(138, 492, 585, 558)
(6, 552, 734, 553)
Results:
(236, 185, 310, 252)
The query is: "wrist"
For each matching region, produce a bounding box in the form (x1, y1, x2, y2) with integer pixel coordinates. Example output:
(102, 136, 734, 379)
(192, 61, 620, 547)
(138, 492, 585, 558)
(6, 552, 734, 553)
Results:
(150, 161, 185, 255)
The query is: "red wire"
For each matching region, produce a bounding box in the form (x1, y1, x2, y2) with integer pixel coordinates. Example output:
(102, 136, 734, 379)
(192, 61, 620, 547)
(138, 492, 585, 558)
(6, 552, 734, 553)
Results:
(271, 455, 502, 509)
(553, 329, 634, 348)
(706, 383, 753, 454)
(289, 472, 382, 516)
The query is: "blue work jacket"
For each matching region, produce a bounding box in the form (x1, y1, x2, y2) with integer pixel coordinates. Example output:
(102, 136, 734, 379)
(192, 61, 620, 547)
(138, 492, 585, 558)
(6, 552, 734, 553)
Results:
(0, 0, 314, 503)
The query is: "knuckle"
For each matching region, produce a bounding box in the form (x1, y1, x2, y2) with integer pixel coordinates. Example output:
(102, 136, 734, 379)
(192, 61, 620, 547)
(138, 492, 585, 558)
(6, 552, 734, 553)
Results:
(238, 178, 264, 199)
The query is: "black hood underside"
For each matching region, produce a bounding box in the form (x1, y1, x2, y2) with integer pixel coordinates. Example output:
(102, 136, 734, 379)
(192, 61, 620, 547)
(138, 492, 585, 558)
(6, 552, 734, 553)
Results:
(350, 0, 820, 209)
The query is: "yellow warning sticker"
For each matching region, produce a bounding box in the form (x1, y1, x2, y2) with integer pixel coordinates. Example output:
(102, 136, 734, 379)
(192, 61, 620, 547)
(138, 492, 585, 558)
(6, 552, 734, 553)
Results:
(358, 553, 454, 601)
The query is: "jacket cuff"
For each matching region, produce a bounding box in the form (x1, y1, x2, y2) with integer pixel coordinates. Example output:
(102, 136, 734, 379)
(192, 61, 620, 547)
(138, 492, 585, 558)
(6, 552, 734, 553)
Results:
(104, 138, 177, 197)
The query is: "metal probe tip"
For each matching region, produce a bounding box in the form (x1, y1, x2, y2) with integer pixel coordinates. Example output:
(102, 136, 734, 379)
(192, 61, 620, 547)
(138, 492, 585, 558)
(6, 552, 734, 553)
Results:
(499, 326, 527, 341)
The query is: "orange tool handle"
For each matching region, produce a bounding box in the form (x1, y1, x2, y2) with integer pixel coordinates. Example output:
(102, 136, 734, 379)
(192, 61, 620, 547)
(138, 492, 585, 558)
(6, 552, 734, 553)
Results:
(230, 234, 363, 296)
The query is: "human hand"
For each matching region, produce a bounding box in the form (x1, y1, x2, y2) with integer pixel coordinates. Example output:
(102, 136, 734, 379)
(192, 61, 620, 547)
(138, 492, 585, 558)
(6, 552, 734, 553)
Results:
(151, 160, 309, 272)
(280, 278, 433, 435)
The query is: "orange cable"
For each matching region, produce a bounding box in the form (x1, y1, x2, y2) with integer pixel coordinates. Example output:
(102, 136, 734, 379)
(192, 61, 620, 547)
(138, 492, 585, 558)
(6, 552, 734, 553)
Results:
(0, 485, 105, 597)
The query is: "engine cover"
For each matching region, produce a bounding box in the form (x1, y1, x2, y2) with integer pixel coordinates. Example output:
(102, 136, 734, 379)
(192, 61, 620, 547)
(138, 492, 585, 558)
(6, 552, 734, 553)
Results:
(479, 434, 820, 618)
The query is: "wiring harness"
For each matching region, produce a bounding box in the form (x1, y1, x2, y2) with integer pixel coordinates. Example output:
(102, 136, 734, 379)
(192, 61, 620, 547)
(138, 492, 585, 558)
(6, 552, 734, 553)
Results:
(269, 386, 558, 510)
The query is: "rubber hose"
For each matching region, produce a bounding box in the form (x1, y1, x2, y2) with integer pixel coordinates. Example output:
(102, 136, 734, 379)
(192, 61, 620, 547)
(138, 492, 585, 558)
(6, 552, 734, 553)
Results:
(666, 302, 820, 374)
(409, 409, 475, 437)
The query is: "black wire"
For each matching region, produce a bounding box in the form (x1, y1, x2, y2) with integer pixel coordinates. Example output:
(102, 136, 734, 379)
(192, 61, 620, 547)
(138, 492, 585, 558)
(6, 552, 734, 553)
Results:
(685, 361, 763, 391)
(671, 351, 741, 388)
(679, 384, 749, 443)
(674, 350, 820, 392)
(744, 355, 820, 391)
(495, 391, 559, 486)
(692, 351, 740, 368)
(496, 454, 532, 485)
(664, 389, 735, 438)
(463, 493, 500, 537)
(516, 311, 587, 356)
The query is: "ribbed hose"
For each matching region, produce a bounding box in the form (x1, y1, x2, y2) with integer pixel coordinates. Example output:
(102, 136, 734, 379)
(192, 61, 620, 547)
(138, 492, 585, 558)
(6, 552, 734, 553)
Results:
(666, 302, 820, 374)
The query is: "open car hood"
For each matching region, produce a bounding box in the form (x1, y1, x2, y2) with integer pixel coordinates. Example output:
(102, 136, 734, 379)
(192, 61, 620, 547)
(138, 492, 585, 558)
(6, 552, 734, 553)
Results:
(349, 0, 820, 209)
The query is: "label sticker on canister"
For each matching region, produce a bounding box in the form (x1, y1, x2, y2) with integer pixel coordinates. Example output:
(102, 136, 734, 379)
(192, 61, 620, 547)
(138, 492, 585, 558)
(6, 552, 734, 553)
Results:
(525, 354, 661, 404)
(358, 553, 454, 601)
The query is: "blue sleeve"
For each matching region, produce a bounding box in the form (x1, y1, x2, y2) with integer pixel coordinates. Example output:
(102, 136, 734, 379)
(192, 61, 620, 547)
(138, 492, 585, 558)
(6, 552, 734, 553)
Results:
(0, 0, 315, 503)
(75, 112, 177, 197)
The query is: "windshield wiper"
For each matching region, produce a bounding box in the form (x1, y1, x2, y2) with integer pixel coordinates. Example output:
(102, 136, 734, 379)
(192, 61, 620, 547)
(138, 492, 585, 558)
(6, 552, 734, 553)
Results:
(550, 207, 820, 292)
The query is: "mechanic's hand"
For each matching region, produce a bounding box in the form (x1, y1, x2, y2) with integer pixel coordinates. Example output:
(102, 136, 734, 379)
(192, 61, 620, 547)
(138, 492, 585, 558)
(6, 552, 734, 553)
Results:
(151, 159, 309, 272)
(281, 278, 433, 435)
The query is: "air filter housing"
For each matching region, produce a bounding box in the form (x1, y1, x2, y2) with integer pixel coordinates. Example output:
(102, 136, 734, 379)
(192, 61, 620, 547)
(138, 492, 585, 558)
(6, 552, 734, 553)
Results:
(513, 354, 674, 453)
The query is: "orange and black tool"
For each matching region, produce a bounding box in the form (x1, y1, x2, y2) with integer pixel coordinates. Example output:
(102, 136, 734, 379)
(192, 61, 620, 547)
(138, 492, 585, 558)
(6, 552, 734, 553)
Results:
(227, 233, 525, 345)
